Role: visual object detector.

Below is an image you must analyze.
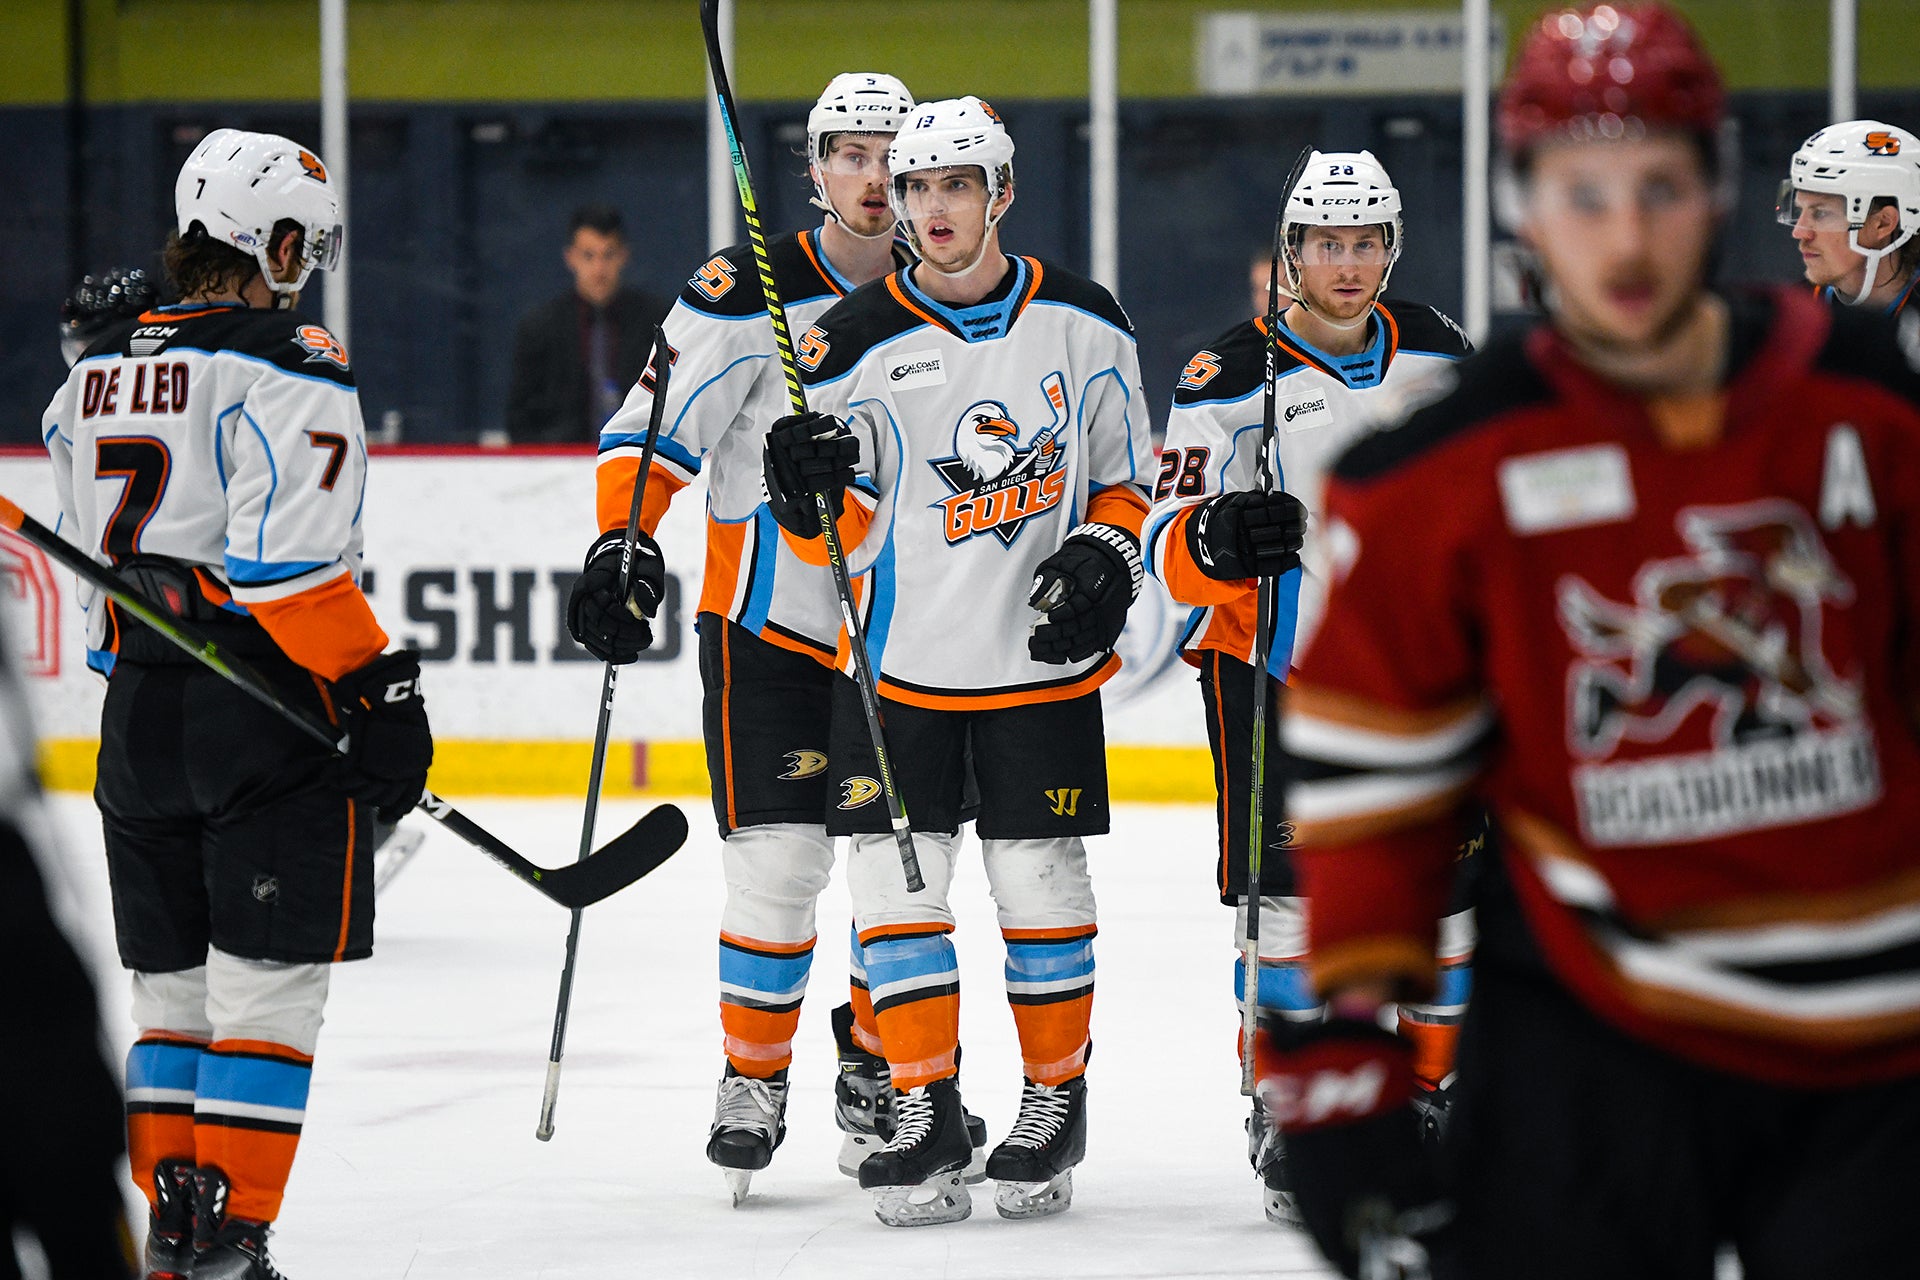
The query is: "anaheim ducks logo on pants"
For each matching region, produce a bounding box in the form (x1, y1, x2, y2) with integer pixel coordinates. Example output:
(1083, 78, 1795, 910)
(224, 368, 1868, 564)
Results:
(840, 776, 882, 809)
(929, 373, 1070, 546)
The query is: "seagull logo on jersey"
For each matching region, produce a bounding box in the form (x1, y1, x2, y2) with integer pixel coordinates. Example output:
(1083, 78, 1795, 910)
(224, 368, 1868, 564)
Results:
(839, 776, 882, 809)
(293, 325, 350, 369)
(928, 372, 1070, 547)
(779, 749, 828, 780)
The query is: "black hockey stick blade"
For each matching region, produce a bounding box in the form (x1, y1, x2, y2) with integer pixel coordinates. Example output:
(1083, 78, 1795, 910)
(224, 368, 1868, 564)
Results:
(549, 802, 688, 909)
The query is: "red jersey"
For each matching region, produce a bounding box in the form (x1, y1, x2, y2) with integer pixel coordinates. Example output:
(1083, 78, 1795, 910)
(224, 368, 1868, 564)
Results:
(1285, 288, 1920, 1087)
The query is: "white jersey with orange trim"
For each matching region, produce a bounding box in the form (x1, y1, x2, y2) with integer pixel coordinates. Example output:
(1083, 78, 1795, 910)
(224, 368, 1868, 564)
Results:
(1145, 300, 1470, 676)
(794, 255, 1152, 709)
(594, 229, 913, 661)
(40, 302, 386, 682)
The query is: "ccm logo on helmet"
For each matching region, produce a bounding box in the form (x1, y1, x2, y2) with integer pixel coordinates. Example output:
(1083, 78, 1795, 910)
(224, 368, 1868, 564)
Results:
(1864, 130, 1903, 156)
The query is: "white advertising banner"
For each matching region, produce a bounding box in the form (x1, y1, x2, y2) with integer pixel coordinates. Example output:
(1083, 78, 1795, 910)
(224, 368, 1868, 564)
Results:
(1, 450, 1205, 761)
(1197, 9, 1505, 96)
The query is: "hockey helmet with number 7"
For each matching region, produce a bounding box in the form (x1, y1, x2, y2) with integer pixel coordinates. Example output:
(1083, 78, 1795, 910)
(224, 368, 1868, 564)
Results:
(176, 128, 343, 300)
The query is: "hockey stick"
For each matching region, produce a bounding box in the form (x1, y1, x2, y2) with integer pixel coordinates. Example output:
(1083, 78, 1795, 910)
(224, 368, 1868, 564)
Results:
(538, 324, 672, 1141)
(1241, 185, 1298, 1096)
(698, 0, 924, 893)
(0, 494, 687, 910)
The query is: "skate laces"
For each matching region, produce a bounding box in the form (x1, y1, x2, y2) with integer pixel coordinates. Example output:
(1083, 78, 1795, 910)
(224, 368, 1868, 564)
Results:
(713, 1073, 787, 1137)
(1003, 1082, 1072, 1149)
(884, 1087, 935, 1151)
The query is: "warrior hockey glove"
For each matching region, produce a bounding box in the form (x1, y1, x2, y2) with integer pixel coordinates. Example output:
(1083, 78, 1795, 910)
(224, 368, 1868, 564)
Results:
(765, 411, 858, 539)
(566, 529, 667, 664)
(1028, 523, 1144, 664)
(1257, 1017, 1451, 1280)
(330, 649, 434, 821)
(1188, 490, 1306, 581)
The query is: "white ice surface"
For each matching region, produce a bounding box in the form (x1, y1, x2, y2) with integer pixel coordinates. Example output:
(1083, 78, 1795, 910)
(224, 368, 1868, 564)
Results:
(46, 795, 1338, 1279)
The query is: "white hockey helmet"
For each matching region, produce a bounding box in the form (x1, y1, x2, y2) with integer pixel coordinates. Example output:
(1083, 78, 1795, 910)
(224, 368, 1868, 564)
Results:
(1777, 119, 1920, 304)
(175, 128, 343, 299)
(886, 97, 1016, 274)
(807, 73, 916, 163)
(1281, 150, 1404, 305)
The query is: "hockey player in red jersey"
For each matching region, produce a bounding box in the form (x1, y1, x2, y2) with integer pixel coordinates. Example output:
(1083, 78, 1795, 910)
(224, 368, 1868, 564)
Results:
(564, 74, 988, 1202)
(41, 129, 433, 1280)
(1779, 119, 1920, 317)
(767, 96, 1152, 1227)
(1261, 6, 1920, 1277)
(1148, 151, 1469, 1225)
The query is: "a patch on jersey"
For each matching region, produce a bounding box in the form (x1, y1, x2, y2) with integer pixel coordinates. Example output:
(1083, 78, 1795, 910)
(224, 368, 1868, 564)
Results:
(692, 255, 737, 301)
(298, 150, 329, 183)
(927, 372, 1069, 547)
(1557, 499, 1875, 846)
(1178, 351, 1222, 391)
(796, 326, 831, 372)
(886, 349, 946, 390)
(1864, 130, 1903, 157)
(1282, 391, 1330, 432)
(1497, 444, 1635, 535)
(839, 776, 882, 809)
(292, 325, 350, 369)
(779, 749, 828, 781)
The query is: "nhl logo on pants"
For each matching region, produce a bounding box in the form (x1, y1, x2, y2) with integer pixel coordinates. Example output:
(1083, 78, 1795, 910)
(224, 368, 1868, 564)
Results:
(252, 875, 280, 904)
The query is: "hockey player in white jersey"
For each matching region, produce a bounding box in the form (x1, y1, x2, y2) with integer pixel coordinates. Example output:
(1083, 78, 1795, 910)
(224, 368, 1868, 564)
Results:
(564, 73, 986, 1201)
(1777, 119, 1920, 318)
(766, 96, 1152, 1227)
(1144, 150, 1470, 1223)
(41, 129, 433, 1280)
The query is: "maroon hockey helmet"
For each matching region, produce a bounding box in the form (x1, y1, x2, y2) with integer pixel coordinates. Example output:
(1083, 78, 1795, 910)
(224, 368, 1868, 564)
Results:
(1498, 3, 1725, 153)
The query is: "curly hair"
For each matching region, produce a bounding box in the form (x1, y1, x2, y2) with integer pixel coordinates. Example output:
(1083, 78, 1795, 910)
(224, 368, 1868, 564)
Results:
(162, 219, 303, 299)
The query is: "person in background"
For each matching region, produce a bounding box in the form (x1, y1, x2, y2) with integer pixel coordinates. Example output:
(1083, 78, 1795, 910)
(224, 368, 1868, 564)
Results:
(506, 203, 669, 443)
(60, 268, 161, 369)
(1778, 119, 1920, 318)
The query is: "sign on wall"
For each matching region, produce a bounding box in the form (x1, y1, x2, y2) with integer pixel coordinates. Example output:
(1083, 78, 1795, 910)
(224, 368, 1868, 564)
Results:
(1197, 10, 1505, 96)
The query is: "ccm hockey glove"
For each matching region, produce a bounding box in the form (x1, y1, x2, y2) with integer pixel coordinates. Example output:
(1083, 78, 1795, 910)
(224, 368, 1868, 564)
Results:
(1028, 523, 1144, 664)
(566, 529, 667, 664)
(1188, 490, 1306, 581)
(1257, 1017, 1451, 1280)
(765, 411, 859, 538)
(330, 649, 434, 820)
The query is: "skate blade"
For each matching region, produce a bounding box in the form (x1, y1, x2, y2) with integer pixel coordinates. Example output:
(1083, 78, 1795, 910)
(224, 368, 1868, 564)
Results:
(871, 1172, 971, 1227)
(1263, 1183, 1303, 1227)
(724, 1168, 753, 1208)
(994, 1170, 1073, 1220)
(963, 1138, 989, 1185)
(838, 1130, 885, 1178)
(373, 827, 426, 893)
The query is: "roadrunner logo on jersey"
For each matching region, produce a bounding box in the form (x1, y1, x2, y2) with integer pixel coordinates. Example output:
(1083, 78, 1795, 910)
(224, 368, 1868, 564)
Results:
(839, 776, 882, 809)
(1557, 499, 1880, 846)
(779, 749, 828, 780)
(929, 372, 1070, 546)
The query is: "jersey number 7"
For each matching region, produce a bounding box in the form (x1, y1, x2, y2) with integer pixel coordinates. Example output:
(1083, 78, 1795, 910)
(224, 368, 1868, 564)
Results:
(96, 437, 172, 562)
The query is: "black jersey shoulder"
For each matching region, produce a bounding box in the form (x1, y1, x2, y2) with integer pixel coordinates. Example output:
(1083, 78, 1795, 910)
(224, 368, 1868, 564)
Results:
(797, 272, 927, 386)
(1021, 258, 1135, 336)
(1384, 300, 1475, 359)
(108, 306, 357, 388)
(678, 232, 839, 319)
(1172, 317, 1323, 407)
(1333, 328, 1552, 483)
(1812, 294, 1920, 409)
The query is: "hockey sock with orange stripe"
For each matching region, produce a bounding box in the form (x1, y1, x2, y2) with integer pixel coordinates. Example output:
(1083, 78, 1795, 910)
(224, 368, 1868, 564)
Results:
(718, 932, 815, 1077)
(1003, 930, 1095, 1086)
(1398, 954, 1471, 1090)
(862, 930, 960, 1090)
(125, 1034, 205, 1210)
(845, 925, 885, 1056)
(193, 1040, 312, 1224)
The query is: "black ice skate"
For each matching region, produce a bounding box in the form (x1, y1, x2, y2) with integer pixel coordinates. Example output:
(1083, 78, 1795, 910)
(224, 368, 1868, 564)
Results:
(191, 1166, 286, 1280)
(857, 1076, 973, 1226)
(985, 1075, 1088, 1219)
(831, 1004, 989, 1183)
(705, 1063, 789, 1207)
(1245, 1101, 1301, 1226)
(143, 1158, 195, 1280)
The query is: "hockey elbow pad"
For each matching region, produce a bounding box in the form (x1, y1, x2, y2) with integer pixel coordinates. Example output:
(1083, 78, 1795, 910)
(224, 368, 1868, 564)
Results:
(330, 649, 434, 821)
(1027, 523, 1143, 664)
(765, 411, 858, 538)
(1189, 490, 1306, 581)
(566, 529, 666, 664)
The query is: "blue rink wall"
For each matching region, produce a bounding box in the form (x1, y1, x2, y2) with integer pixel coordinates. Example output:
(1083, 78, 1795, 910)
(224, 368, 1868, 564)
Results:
(4, 90, 1918, 447)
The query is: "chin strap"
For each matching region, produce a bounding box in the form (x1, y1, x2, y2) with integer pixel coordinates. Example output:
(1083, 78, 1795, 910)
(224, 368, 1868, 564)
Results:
(915, 202, 1012, 283)
(1840, 230, 1906, 307)
(809, 191, 897, 242)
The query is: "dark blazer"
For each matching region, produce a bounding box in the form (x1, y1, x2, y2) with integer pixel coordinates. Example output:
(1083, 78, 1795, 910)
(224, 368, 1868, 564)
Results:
(505, 285, 669, 443)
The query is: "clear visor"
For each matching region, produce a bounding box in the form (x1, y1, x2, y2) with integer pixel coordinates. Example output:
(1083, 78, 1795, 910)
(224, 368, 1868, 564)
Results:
(891, 168, 992, 221)
(1290, 231, 1393, 266)
(1774, 182, 1851, 230)
(306, 224, 345, 273)
(817, 135, 894, 178)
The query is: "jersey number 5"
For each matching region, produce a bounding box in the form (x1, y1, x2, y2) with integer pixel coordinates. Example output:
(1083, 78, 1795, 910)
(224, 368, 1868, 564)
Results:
(96, 437, 172, 562)
(1153, 446, 1211, 502)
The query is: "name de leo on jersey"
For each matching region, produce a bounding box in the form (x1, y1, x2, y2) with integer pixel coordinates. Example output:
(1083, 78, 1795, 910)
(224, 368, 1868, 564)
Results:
(81, 363, 190, 419)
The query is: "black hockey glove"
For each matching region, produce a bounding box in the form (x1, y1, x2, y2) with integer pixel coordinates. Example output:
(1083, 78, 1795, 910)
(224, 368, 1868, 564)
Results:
(1257, 1017, 1452, 1280)
(1028, 523, 1144, 665)
(1188, 489, 1306, 582)
(330, 649, 434, 821)
(566, 528, 667, 664)
(765, 411, 858, 539)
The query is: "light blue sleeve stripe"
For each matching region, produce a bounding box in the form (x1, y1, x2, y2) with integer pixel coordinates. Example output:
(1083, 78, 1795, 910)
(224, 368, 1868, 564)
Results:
(225, 557, 332, 585)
